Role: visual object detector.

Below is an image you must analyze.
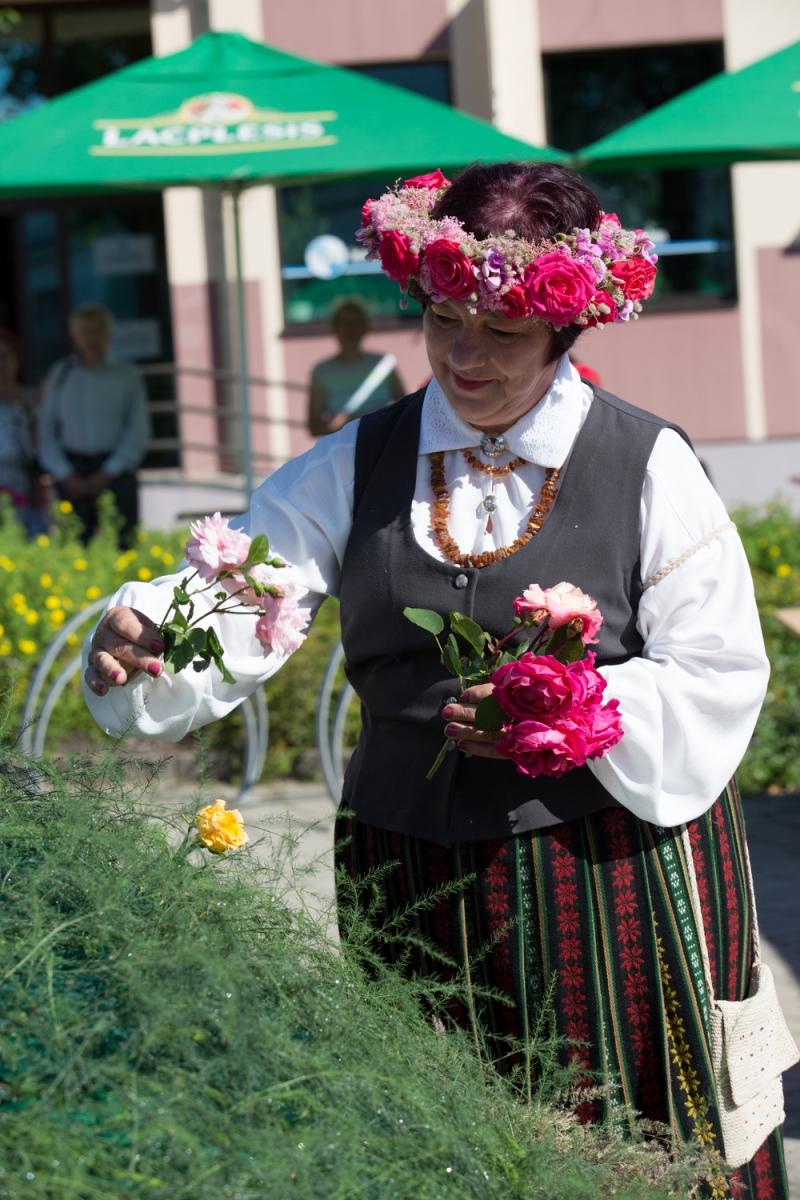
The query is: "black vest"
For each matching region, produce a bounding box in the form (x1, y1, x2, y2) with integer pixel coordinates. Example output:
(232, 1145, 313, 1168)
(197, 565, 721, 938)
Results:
(339, 385, 690, 846)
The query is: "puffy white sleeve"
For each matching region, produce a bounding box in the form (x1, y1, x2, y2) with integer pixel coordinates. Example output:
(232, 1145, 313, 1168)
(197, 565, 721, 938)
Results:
(587, 428, 769, 826)
(82, 422, 358, 741)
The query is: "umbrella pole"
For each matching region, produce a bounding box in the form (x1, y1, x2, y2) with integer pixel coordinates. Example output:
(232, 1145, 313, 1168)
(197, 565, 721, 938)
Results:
(230, 186, 254, 503)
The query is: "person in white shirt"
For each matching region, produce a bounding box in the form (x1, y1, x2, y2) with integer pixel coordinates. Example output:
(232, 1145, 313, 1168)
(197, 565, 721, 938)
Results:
(39, 303, 151, 546)
(308, 301, 405, 437)
(79, 163, 789, 1194)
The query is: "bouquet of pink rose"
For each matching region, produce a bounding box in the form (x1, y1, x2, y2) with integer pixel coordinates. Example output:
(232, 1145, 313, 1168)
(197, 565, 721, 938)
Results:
(143, 513, 310, 685)
(404, 582, 623, 780)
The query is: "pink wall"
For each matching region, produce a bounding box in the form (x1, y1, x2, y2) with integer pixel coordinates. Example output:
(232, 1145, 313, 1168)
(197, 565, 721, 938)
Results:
(759, 248, 800, 438)
(574, 307, 747, 442)
(169, 283, 220, 473)
(282, 324, 432, 459)
(538, 0, 723, 52)
(261, 0, 449, 64)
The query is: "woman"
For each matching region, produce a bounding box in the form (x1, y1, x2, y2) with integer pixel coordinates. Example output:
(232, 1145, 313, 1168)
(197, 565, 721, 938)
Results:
(82, 164, 789, 1197)
(308, 301, 405, 437)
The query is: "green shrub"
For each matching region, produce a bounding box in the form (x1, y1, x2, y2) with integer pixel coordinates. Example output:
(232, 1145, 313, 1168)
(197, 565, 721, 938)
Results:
(0, 744, 711, 1199)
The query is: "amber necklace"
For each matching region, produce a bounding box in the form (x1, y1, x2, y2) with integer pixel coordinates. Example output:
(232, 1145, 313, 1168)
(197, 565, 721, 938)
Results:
(430, 436, 560, 569)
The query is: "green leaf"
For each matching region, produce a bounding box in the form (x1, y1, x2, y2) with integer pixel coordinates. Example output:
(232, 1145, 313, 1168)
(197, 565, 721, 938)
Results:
(246, 533, 270, 566)
(188, 627, 208, 655)
(166, 632, 195, 673)
(173, 586, 191, 605)
(513, 638, 531, 658)
(449, 612, 487, 655)
(403, 607, 444, 636)
(546, 626, 585, 664)
(441, 634, 462, 679)
(475, 694, 505, 733)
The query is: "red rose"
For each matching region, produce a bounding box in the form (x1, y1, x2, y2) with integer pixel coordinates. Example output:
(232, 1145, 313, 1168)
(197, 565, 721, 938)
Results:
(523, 251, 596, 326)
(500, 284, 529, 319)
(404, 168, 451, 191)
(361, 199, 376, 228)
(585, 290, 617, 328)
(425, 238, 476, 302)
(611, 256, 657, 302)
(378, 230, 418, 288)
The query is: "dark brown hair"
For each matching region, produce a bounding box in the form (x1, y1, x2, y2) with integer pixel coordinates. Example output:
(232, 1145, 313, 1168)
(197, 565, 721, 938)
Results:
(431, 162, 602, 360)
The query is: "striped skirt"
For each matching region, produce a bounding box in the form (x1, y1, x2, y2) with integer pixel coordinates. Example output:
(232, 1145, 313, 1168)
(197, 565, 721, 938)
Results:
(335, 781, 789, 1199)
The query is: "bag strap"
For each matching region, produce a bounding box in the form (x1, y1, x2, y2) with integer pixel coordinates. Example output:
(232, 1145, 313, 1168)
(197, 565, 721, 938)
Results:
(680, 821, 761, 1001)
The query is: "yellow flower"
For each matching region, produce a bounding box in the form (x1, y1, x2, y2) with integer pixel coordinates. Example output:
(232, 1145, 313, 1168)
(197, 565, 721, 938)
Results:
(769, 545, 781, 557)
(40, 573, 52, 588)
(24, 611, 38, 625)
(66, 633, 78, 646)
(86, 586, 101, 600)
(161, 552, 174, 566)
(0, 624, 4, 638)
(74, 558, 87, 571)
(150, 545, 162, 558)
(777, 563, 792, 578)
(49, 609, 65, 624)
(0, 640, 10, 656)
(61, 597, 73, 609)
(59, 500, 73, 514)
(137, 531, 148, 543)
(137, 567, 152, 581)
(18, 639, 36, 655)
(10, 593, 24, 605)
(0, 556, 13, 571)
(45, 596, 60, 610)
(36, 535, 49, 548)
(195, 800, 249, 855)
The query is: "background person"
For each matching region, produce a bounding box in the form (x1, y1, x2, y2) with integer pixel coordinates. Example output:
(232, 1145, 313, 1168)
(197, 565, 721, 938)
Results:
(39, 303, 151, 547)
(0, 328, 45, 534)
(308, 301, 404, 436)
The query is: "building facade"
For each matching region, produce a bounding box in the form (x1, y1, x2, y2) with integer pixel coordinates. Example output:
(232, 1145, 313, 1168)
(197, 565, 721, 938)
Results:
(4, 0, 800, 515)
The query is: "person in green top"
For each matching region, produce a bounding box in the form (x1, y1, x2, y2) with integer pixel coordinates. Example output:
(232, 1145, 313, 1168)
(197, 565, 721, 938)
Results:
(308, 302, 405, 437)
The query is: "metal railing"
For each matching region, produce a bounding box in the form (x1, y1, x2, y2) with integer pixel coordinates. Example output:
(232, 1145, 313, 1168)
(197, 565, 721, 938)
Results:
(315, 639, 358, 801)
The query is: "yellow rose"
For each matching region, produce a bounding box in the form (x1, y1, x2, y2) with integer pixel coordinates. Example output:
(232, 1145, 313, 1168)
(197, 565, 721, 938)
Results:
(59, 500, 73, 514)
(36, 534, 49, 548)
(18, 639, 36, 655)
(195, 800, 249, 855)
(86, 586, 101, 600)
(137, 567, 152, 581)
(40, 573, 52, 588)
(74, 559, 87, 571)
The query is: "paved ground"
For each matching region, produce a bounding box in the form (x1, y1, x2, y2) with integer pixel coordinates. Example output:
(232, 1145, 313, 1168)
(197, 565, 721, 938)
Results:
(153, 780, 800, 1196)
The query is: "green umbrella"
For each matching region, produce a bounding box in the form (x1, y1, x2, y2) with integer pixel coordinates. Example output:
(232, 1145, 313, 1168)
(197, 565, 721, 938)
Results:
(575, 39, 800, 170)
(0, 30, 564, 494)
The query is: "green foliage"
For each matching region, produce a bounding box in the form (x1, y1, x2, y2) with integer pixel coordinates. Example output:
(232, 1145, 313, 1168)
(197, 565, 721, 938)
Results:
(734, 503, 800, 794)
(0, 743, 710, 1198)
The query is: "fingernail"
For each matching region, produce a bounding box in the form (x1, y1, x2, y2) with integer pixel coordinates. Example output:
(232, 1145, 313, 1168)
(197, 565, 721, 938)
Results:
(94, 681, 107, 695)
(445, 724, 459, 737)
(112, 670, 124, 683)
(148, 662, 162, 676)
(458, 742, 469, 752)
(460, 692, 469, 702)
(442, 706, 453, 718)
(150, 639, 164, 653)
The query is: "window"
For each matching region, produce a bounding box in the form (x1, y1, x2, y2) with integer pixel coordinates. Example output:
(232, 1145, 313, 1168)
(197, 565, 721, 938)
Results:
(278, 59, 450, 328)
(544, 42, 735, 305)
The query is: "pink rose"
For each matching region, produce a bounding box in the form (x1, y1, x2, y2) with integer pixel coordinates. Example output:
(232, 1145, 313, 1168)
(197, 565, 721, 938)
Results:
(584, 699, 624, 757)
(585, 290, 617, 328)
(500, 284, 530, 319)
(540, 581, 603, 645)
(360, 199, 376, 228)
(378, 230, 418, 288)
(185, 512, 251, 583)
(255, 582, 310, 658)
(523, 251, 596, 327)
(602, 213, 621, 228)
(404, 168, 451, 191)
(513, 583, 547, 621)
(611, 257, 657, 302)
(425, 238, 476, 302)
(491, 652, 606, 723)
(496, 717, 590, 778)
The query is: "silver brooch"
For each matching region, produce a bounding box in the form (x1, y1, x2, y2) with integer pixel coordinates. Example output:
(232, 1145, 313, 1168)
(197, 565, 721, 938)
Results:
(481, 494, 498, 513)
(480, 434, 505, 458)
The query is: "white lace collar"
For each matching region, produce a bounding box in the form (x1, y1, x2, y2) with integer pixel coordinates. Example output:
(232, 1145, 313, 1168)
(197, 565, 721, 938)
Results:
(418, 353, 590, 468)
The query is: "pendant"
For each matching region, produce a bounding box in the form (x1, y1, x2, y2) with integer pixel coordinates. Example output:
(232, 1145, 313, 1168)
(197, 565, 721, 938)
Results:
(481, 494, 498, 513)
(480, 433, 505, 458)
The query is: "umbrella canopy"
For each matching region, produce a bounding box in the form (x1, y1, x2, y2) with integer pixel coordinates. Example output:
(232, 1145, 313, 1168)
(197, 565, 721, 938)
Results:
(576, 39, 800, 171)
(0, 30, 564, 197)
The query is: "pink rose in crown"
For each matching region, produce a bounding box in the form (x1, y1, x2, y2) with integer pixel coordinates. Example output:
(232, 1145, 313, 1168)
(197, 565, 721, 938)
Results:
(185, 512, 251, 583)
(255, 582, 311, 658)
(513, 581, 602, 645)
(585, 289, 617, 327)
(360, 199, 377, 228)
(523, 251, 596, 326)
(491, 652, 606, 723)
(378, 230, 419, 288)
(425, 238, 477, 302)
(404, 168, 451, 191)
(500, 284, 530, 319)
(611, 256, 657, 302)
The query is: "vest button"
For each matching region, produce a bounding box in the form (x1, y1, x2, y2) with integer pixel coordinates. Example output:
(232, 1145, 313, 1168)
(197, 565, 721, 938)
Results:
(454, 573, 468, 589)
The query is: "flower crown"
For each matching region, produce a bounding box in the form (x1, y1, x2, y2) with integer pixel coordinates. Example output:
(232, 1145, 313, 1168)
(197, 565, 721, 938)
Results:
(356, 168, 658, 328)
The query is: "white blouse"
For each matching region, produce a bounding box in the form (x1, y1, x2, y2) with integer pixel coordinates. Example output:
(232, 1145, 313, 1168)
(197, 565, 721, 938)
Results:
(82, 355, 769, 828)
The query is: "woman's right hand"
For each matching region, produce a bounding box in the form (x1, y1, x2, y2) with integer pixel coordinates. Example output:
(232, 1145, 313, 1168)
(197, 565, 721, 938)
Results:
(84, 606, 165, 696)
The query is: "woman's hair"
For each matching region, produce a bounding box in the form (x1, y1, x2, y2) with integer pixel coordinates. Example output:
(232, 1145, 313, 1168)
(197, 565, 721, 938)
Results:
(432, 162, 603, 360)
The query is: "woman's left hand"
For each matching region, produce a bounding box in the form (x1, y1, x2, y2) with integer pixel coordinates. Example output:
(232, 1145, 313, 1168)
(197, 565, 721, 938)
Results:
(442, 683, 507, 760)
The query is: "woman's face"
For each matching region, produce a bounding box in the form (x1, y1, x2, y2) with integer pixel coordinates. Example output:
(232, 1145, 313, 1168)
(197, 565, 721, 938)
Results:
(423, 300, 559, 434)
